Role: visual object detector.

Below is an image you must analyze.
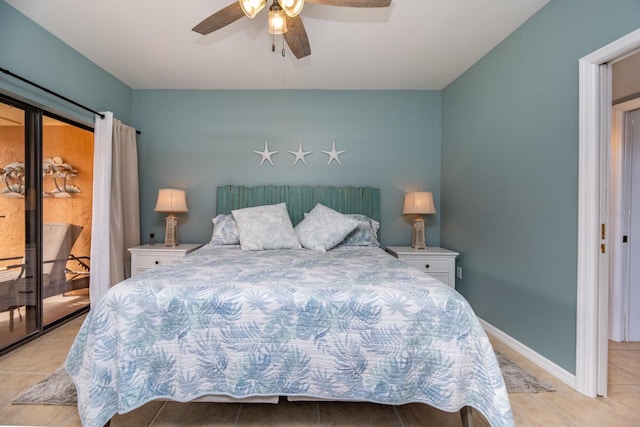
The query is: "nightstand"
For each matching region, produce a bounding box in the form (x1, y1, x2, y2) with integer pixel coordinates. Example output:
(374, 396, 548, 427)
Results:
(385, 246, 459, 289)
(128, 243, 203, 277)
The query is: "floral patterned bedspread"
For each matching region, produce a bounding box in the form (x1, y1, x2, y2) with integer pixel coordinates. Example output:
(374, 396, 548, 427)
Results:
(65, 245, 513, 427)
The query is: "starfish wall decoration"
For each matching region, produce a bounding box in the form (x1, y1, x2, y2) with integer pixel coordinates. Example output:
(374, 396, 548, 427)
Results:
(321, 142, 347, 166)
(254, 141, 279, 166)
(288, 142, 312, 166)
(253, 141, 347, 166)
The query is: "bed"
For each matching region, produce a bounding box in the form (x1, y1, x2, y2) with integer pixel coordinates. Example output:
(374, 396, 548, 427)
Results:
(65, 185, 513, 427)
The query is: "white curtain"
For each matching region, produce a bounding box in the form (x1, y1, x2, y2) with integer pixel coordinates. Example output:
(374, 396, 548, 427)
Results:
(90, 112, 140, 306)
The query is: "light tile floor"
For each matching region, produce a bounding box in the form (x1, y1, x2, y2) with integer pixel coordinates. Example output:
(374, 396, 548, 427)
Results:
(0, 315, 639, 426)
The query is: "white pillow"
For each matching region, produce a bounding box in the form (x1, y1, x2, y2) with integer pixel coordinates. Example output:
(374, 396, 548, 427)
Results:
(340, 214, 380, 247)
(232, 203, 301, 251)
(210, 214, 239, 246)
(295, 203, 360, 252)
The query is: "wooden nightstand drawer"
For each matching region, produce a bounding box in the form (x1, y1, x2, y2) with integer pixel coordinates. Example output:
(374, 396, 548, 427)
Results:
(135, 253, 182, 271)
(128, 243, 203, 277)
(385, 246, 459, 289)
(400, 257, 450, 273)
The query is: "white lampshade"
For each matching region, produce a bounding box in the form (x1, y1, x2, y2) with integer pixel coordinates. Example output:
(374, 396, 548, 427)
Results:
(280, 0, 304, 17)
(154, 189, 188, 213)
(403, 192, 436, 215)
(240, 0, 267, 18)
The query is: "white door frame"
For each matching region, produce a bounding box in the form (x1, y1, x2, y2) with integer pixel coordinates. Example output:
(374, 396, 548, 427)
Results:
(577, 28, 640, 397)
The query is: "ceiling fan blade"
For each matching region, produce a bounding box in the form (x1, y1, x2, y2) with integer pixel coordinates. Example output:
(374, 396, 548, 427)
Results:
(284, 15, 311, 59)
(192, 2, 246, 35)
(304, 0, 391, 7)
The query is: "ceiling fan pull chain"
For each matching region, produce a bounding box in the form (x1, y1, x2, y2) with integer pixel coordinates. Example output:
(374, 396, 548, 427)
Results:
(272, 33, 276, 52)
(282, 36, 286, 57)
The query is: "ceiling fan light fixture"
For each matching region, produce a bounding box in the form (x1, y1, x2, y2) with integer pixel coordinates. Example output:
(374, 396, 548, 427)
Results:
(239, 0, 266, 18)
(279, 0, 304, 18)
(268, 1, 287, 35)
(195, 0, 391, 60)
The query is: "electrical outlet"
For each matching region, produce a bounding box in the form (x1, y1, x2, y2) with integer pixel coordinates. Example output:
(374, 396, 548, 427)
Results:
(456, 266, 463, 279)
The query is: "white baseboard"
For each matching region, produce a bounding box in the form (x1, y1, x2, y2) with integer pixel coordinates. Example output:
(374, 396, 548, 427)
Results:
(480, 318, 577, 390)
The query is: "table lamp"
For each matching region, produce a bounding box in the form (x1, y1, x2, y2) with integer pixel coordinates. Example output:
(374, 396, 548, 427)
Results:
(155, 188, 188, 247)
(403, 191, 436, 249)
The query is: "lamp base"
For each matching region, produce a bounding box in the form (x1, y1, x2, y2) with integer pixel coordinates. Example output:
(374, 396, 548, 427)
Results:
(164, 214, 179, 247)
(411, 217, 426, 250)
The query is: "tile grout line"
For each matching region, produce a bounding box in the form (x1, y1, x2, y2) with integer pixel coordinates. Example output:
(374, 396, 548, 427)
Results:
(147, 400, 167, 426)
(393, 405, 406, 427)
(234, 403, 243, 426)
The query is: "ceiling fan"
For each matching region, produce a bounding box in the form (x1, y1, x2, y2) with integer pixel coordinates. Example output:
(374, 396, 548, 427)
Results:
(192, 0, 392, 59)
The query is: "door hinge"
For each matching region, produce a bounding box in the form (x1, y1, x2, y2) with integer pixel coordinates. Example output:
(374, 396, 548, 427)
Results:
(601, 243, 606, 254)
(601, 223, 606, 240)
(623, 235, 628, 243)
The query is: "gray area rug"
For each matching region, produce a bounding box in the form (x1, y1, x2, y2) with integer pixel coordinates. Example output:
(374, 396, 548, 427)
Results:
(495, 350, 556, 393)
(13, 365, 77, 406)
(12, 351, 554, 406)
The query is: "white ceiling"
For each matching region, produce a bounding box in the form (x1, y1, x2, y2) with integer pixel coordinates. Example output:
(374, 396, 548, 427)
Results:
(6, 0, 550, 90)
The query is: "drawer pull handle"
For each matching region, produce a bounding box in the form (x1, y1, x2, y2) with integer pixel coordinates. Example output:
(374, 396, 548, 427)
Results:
(425, 264, 430, 269)
(155, 261, 159, 265)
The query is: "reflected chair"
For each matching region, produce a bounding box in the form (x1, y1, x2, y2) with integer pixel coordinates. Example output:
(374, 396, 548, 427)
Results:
(0, 223, 89, 330)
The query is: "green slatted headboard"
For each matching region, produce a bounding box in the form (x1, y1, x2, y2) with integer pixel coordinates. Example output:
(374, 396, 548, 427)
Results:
(216, 185, 380, 226)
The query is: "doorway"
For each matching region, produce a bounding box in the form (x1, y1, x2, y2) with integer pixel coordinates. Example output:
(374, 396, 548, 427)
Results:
(610, 104, 640, 343)
(577, 28, 640, 398)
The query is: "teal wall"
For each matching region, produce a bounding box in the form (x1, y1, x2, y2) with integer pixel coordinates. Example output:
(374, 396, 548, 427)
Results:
(441, 0, 640, 373)
(0, 0, 132, 124)
(132, 90, 442, 246)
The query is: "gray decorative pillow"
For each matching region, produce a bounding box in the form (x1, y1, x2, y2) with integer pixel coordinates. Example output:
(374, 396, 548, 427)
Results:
(232, 203, 301, 251)
(340, 214, 381, 247)
(210, 214, 239, 246)
(295, 204, 360, 252)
